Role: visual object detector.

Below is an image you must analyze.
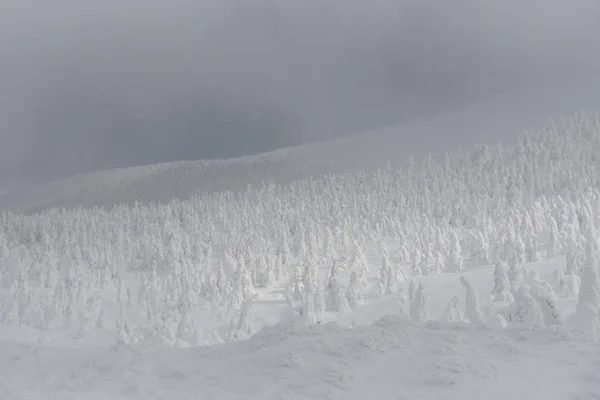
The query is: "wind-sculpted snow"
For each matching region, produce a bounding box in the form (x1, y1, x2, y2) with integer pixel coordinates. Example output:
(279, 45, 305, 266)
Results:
(1, 318, 598, 399)
(2, 79, 600, 212)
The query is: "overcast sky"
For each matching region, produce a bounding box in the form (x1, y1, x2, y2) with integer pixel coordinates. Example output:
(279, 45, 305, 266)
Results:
(1, 0, 599, 183)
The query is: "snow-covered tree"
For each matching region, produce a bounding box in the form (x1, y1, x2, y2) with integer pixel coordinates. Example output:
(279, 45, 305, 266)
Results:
(572, 247, 600, 336)
(411, 247, 423, 276)
(524, 233, 540, 263)
(351, 242, 370, 289)
(230, 298, 255, 340)
(378, 243, 398, 295)
(509, 286, 545, 327)
(410, 282, 429, 322)
(301, 257, 323, 324)
(346, 271, 363, 309)
(440, 296, 464, 324)
(433, 250, 445, 275)
(325, 260, 350, 314)
(460, 276, 482, 324)
(446, 230, 463, 272)
(565, 244, 584, 276)
(529, 285, 564, 327)
(507, 262, 524, 293)
(547, 216, 562, 258)
(491, 260, 514, 304)
(472, 232, 490, 268)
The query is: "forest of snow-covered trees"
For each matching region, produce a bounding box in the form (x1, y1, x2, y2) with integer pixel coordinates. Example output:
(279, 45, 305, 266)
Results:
(1, 110, 600, 345)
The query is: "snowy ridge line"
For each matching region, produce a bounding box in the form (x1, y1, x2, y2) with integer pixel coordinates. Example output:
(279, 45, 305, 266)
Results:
(2, 79, 600, 212)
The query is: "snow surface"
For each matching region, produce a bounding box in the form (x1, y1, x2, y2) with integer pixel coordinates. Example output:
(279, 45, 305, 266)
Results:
(2, 317, 599, 400)
(2, 78, 600, 212)
(1, 255, 599, 399)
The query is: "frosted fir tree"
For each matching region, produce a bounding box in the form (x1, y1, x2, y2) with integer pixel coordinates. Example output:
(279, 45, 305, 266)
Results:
(325, 260, 351, 314)
(341, 230, 353, 254)
(378, 243, 395, 295)
(291, 268, 304, 303)
(547, 217, 562, 258)
(278, 237, 293, 273)
(271, 255, 284, 283)
(529, 285, 564, 327)
(408, 279, 416, 305)
(306, 231, 319, 261)
(230, 298, 255, 341)
(507, 262, 524, 294)
(257, 255, 272, 289)
(424, 241, 436, 265)
(119, 305, 138, 344)
(352, 243, 370, 289)
(323, 227, 337, 260)
(440, 296, 464, 324)
(314, 281, 326, 319)
(412, 247, 423, 276)
(398, 244, 411, 267)
(509, 286, 545, 327)
(377, 262, 388, 297)
(565, 244, 584, 276)
(283, 272, 303, 317)
(17, 288, 35, 324)
(524, 233, 540, 263)
(504, 231, 518, 269)
(215, 262, 228, 298)
(491, 260, 514, 304)
(486, 305, 508, 329)
(579, 209, 598, 253)
(29, 300, 46, 330)
(572, 247, 600, 335)
(346, 271, 364, 309)
(524, 270, 553, 294)
(520, 211, 536, 238)
(302, 257, 319, 294)
(229, 257, 257, 311)
(301, 289, 318, 325)
(446, 230, 463, 272)
(63, 304, 74, 330)
(460, 276, 482, 324)
(515, 232, 527, 265)
(115, 318, 131, 346)
(432, 250, 445, 275)
(176, 301, 201, 347)
(472, 232, 490, 268)
(409, 282, 429, 323)
(301, 257, 323, 324)
(76, 309, 90, 339)
(283, 280, 297, 313)
(297, 231, 309, 262)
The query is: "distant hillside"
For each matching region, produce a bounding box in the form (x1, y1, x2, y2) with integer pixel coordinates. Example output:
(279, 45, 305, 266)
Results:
(1, 79, 600, 212)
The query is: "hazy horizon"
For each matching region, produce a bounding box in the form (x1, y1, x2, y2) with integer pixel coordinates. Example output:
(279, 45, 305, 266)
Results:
(1, 0, 599, 183)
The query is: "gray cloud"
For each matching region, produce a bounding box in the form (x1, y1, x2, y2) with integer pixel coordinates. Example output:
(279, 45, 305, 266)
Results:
(1, 0, 599, 182)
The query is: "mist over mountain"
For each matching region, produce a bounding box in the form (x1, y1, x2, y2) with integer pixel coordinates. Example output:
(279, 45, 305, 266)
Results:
(1, 0, 599, 183)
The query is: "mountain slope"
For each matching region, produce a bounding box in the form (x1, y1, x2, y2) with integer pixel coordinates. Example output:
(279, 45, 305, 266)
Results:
(2, 79, 600, 212)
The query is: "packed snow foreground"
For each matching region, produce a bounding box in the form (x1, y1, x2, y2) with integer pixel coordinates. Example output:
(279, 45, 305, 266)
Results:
(2, 111, 600, 399)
